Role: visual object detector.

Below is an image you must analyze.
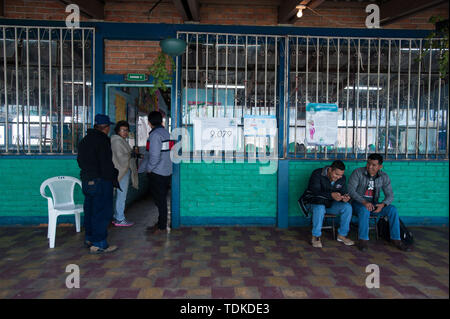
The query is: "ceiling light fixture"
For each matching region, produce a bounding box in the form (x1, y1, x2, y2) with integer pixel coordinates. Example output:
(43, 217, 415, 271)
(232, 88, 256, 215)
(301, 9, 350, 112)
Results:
(296, 5, 306, 18)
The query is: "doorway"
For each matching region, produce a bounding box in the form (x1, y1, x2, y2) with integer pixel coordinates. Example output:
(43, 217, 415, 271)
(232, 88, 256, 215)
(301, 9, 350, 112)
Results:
(105, 84, 172, 152)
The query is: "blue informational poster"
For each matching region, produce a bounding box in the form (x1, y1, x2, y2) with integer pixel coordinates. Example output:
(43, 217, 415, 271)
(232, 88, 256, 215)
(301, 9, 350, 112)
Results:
(306, 103, 339, 146)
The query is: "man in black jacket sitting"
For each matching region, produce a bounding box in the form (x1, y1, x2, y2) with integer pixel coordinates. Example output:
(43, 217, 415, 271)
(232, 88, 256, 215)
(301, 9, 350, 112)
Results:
(77, 114, 120, 254)
(301, 160, 354, 248)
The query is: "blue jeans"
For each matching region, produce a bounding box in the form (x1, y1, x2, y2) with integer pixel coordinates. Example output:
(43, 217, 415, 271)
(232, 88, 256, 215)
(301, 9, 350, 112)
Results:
(82, 178, 113, 249)
(114, 170, 130, 222)
(352, 201, 400, 241)
(308, 201, 352, 238)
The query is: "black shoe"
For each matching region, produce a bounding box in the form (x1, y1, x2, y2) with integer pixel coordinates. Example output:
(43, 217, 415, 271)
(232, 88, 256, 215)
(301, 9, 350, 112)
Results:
(358, 240, 368, 252)
(392, 240, 412, 252)
(84, 240, 93, 248)
(146, 225, 158, 232)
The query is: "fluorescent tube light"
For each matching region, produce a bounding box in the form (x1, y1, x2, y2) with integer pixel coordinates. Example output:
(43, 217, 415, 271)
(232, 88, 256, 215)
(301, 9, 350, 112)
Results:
(344, 86, 382, 91)
(206, 84, 245, 89)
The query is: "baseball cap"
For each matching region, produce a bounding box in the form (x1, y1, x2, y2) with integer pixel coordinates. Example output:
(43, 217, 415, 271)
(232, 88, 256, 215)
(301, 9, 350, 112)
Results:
(95, 114, 114, 125)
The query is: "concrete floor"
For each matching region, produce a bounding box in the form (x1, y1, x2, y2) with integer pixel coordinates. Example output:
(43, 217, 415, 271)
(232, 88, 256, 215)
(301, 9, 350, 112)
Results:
(0, 197, 448, 299)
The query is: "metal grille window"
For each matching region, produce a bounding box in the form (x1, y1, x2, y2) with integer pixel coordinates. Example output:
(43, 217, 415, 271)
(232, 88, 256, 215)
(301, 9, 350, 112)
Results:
(287, 36, 449, 160)
(177, 32, 279, 157)
(0, 26, 95, 154)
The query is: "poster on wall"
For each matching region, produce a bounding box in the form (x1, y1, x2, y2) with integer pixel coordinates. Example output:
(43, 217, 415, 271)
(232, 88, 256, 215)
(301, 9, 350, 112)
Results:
(193, 117, 238, 151)
(244, 115, 277, 137)
(115, 94, 126, 122)
(306, 103, 339, 146)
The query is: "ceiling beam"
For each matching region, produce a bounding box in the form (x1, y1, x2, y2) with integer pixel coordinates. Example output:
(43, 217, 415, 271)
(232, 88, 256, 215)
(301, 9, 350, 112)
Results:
(187, 0, 200, 21)
(58, 0, 104, 20)
(173, 0, 190, 21)
(278, 0, 325, 24)
(0, 0, 5, 17)
(380, 0, 447, 26)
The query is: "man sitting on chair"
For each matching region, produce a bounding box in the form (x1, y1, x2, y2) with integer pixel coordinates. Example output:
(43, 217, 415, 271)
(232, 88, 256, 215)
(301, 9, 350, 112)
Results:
(301, 160, 354, 248)
(347, 153, 411, 252)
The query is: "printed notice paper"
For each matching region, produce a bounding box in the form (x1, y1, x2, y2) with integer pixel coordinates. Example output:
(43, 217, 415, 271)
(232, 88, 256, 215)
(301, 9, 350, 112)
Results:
(193, 117, 238, 151)
(306, 103, 338, 146)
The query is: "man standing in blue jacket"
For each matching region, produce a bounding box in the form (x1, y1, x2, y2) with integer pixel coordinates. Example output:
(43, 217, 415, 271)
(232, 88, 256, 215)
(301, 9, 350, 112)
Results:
(77, 114, 119, 254)
(139, 111, 173, 234)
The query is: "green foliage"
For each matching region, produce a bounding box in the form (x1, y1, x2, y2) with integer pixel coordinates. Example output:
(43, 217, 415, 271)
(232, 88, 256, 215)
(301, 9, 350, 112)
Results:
(148, 51, 175, 95)
(419, 16, 449, 79)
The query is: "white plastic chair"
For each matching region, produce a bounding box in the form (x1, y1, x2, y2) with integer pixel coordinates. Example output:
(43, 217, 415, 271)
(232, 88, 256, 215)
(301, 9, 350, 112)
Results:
(40, 176, 83, 248)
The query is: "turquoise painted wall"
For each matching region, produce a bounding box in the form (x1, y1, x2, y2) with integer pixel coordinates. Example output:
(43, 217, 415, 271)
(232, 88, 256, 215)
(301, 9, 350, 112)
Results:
(180, 162, 277, 224)
(289, 160, 449, 225)
(0, 158, 149, 224)
(0, 158, 448, 226)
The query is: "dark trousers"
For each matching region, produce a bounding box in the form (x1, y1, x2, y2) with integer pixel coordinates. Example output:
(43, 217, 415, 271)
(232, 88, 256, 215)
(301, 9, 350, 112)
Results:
(82, 178, 113, 248)
(147, 172, 171, 230)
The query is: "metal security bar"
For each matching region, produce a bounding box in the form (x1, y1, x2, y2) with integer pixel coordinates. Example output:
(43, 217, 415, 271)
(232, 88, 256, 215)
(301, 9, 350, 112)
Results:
(177, 32, 279, 157)
(0, 25, 95, 154)
(287, 36, 449, 160)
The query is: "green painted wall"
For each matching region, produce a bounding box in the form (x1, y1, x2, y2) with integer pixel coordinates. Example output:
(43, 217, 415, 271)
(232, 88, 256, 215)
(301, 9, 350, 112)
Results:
(180, 162, 277, 218)
(289, 160, 449, 219)
(0, 158, 149, 223)
(0, 158, 447, 225)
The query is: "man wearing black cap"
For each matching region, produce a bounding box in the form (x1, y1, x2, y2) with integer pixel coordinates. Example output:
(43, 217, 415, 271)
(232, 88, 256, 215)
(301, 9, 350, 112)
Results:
(77, 114, 120, 254)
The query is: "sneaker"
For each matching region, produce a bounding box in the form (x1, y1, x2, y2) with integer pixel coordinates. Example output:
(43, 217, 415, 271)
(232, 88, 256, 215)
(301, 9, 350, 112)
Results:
(358, 239, 369, 252)
(391, 240, 412, 252)
(311, 236, 322, 248)
(89, 245, 118, 254)
(337, 235, 355, 246)
(112, 219, 135, 227)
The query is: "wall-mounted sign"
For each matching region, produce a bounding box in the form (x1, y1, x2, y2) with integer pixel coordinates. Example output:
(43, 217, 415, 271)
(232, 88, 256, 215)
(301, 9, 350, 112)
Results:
(306, 103, 338, 146)
(244, 115, 277, 137)
(193, 118, 238, 151)
(125, 73, 148, 82)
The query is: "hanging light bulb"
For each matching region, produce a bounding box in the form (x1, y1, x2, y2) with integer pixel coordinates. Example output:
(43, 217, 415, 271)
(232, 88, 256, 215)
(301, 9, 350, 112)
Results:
(296, 5, 306, 18)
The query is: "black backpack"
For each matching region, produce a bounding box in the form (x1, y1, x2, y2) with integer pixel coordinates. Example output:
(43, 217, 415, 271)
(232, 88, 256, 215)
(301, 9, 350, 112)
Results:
(377, 216, 414, 245)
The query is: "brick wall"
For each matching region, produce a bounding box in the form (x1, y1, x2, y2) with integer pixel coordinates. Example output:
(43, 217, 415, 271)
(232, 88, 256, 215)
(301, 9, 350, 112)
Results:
(2, 0, 182, 23)
(2, 0, 447, 30)
(180, 162, 277, 220)
(199, 4, 278, 26)
(289, 160, 449, 222)
(105, 0, 182, 24)
(105, 40, 162, 74)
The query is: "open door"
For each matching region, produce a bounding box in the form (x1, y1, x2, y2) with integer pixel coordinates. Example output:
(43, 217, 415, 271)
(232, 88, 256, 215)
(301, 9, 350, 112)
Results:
(106, 84, 171, 150)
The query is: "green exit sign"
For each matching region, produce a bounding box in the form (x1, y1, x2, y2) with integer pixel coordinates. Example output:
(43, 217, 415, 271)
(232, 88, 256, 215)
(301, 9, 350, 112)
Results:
(125, 73, 148, 82)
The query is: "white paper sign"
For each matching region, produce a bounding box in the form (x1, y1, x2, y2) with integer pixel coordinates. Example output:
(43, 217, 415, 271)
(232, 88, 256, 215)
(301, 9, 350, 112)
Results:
(306, 103, 339, 146)
(193, 117, 238, 151)
(244, 115, 277, 137)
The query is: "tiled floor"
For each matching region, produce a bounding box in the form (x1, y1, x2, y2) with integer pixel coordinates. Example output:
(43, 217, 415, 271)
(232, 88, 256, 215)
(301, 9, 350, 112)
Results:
(0, 198, 448, 299)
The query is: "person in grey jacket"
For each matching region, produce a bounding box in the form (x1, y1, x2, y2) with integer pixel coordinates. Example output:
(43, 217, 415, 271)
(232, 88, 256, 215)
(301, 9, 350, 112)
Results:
(138, 111, 173, 234)
(111, 120, 139, 227)
(348, 153, 411, 252)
